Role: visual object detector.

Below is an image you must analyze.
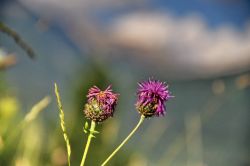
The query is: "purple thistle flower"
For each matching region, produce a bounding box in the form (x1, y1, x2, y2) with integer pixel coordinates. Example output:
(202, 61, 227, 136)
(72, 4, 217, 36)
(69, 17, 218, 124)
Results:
(136, 79, 173, 117)
(84, 85, 118, 122)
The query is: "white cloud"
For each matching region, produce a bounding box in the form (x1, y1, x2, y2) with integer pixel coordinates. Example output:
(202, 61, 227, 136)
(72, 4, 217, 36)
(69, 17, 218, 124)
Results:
(13, 0, 250, 78)
(109, 12, 250, 77)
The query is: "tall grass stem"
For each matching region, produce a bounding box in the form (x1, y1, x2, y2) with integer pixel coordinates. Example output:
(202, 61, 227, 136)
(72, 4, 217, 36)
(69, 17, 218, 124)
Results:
(54, 83, 71, 166)
(101, 115, 145, 166)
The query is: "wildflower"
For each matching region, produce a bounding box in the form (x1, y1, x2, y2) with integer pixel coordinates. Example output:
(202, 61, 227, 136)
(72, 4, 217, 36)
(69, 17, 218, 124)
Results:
(136, 79, 172, 117)
(84, 85, 118, 122)
(101, 79, 173, 166)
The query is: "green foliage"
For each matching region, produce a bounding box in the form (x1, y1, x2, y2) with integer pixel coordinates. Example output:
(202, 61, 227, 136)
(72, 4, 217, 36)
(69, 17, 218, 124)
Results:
(83, 121, 89, 134)
(0, 95, 50, 165)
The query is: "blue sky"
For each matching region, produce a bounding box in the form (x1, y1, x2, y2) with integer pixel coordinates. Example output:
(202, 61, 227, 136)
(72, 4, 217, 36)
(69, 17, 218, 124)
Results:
(150, 0, 250, 28)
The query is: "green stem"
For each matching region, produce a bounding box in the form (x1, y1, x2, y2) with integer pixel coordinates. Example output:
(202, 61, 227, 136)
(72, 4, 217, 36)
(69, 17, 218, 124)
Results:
(80, 120, 96, 166)
(101, 115, 145, 166)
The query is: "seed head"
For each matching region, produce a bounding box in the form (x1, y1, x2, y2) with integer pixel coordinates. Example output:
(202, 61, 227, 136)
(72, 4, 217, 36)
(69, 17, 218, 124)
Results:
(84, 85, 118, 122)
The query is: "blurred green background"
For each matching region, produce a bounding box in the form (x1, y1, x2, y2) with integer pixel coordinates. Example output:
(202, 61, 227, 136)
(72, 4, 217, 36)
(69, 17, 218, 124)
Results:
(0, 0, 250, 166)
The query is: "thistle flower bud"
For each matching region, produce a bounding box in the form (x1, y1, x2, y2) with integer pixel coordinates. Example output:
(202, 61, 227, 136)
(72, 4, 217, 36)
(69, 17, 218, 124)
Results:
(84, 85, 118, 122)
(136, 79, 173, 117)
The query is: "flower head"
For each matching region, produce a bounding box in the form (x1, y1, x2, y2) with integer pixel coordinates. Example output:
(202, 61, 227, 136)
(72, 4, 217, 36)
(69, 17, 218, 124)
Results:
(84, 85, 118, 122)
(136, 79, 173, 117)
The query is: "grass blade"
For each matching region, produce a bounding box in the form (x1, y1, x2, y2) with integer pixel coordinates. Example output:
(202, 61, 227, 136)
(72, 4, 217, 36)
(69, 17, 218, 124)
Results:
(54, 83, 71, 166)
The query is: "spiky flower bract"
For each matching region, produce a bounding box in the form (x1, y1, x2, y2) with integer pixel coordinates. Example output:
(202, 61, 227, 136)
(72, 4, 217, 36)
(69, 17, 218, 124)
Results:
(136, 79, 172, 117)
(84, 85, 118, 122)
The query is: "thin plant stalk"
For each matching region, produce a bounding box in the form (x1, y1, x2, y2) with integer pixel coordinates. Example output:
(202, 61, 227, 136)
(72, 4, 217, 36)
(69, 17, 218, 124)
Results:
(0, 21, 36, 59)
(101, 115, 145, 166)
(80, 120, 96, 166)
(54, 83, 71, 166)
